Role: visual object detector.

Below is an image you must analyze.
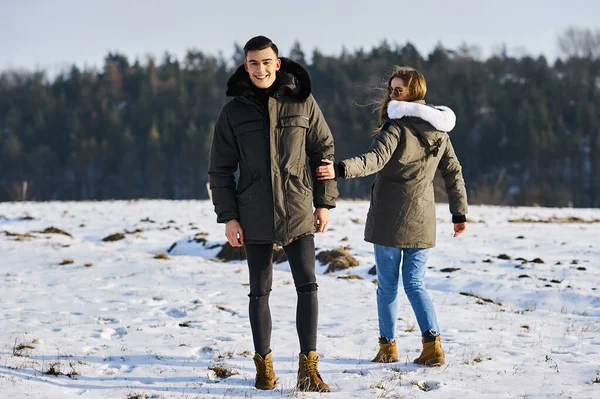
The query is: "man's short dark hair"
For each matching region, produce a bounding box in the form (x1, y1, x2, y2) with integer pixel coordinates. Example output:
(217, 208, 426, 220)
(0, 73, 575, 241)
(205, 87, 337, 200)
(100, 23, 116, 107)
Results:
(243, 36, 279, 56)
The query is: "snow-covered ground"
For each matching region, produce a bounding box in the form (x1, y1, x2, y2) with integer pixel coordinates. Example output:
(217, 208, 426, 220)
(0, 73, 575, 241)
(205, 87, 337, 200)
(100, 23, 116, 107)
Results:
(1, 200, 598, 399)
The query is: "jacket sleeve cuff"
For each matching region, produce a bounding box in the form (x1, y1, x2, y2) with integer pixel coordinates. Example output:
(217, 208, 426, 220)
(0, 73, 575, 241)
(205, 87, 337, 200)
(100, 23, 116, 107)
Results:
(335, 162, 346, 179)
(315, 204, 334, 210)
(452, 215, 467, 223)
(217, 212, 239, 224)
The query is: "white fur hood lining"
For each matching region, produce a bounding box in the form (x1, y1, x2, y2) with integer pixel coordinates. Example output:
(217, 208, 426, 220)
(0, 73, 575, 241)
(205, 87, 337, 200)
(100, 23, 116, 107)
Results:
(387, 101, 456, 132)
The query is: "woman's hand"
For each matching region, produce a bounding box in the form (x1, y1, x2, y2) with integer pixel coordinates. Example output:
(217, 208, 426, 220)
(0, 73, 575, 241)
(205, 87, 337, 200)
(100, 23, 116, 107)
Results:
(316, 159, 335, 180)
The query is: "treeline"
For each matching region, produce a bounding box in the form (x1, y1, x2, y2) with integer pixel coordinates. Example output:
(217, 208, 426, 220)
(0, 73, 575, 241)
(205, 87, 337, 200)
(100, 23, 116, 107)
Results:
(1, 28, 599, 207)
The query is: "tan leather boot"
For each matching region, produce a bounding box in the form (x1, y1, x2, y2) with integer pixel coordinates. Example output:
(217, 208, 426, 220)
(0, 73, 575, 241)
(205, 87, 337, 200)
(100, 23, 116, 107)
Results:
(297, 351, 330, 392)
(253, 352, 276, 390)
(414, 336, 445, 366)
(371, 340, 399, 363)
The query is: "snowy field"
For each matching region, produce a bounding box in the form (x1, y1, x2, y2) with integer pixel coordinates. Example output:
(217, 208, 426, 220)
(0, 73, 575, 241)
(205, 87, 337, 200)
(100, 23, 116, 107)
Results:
(1, 200, 599, 399)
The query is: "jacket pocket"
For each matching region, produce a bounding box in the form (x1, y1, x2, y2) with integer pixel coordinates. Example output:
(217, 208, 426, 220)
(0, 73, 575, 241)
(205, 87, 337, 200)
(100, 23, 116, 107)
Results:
(279, 116, 310, 166)
(285, 164, 310, 198)
(237, 180, 257, 201)
(288, 174, 311, 197)
(279, 115, 310, 129)
(279, 116, 310, 140)
(285, 169, 313, 234)
(233, 119, 267, 165)
(234, 119, 264, 135)
(236, 180, 263, 231)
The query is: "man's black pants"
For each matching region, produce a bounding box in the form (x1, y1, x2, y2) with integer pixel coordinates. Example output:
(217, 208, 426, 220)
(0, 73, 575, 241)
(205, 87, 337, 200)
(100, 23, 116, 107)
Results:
(245, 234, 318, 356)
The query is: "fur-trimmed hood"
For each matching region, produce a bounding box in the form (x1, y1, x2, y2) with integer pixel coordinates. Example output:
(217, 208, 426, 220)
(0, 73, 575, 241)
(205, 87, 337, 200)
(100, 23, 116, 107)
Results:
(226, 57, 312, 101)
(387, 100, 456, 132)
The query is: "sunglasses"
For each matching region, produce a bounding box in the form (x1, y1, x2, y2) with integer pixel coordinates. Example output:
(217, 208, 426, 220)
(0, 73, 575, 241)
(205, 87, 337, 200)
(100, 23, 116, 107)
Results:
(387, 86, 404, 97)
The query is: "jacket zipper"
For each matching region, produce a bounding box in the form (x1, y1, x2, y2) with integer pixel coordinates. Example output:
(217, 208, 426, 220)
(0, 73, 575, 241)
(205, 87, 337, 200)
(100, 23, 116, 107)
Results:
(271, 97, 290, 240)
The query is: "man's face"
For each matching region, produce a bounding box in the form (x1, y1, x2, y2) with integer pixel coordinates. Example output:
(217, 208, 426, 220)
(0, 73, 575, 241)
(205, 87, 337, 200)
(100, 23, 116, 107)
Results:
(244, 48, 281, 89)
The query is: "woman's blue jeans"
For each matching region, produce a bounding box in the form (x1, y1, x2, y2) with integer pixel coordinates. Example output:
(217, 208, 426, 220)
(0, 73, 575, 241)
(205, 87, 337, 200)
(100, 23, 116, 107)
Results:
(374, 244, 440, 340)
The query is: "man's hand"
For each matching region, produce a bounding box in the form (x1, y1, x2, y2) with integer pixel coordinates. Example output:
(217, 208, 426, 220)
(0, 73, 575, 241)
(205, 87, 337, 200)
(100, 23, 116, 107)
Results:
(314, 208, 329, 233)
(225, 219, 244, 247)
(453, 222, 466, 237)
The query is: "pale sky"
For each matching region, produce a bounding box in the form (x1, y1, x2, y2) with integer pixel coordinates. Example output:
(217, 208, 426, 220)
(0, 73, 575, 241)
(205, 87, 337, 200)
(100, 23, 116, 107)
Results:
(2, 0, 598, 77)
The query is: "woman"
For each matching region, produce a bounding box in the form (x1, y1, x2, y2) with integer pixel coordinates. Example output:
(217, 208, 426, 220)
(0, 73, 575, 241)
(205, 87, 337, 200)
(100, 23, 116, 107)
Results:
(317, 66, 467, 366)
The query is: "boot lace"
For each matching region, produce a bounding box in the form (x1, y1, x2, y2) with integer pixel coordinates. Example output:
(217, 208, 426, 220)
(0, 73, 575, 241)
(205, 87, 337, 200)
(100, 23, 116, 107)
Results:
(304, 358, 322, 381)
(255, 356, 273, 379)
(256, 360, 266, 375)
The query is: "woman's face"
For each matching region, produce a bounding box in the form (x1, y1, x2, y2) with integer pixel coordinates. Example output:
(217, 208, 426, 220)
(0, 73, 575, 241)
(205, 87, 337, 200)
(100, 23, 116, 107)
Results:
(389, 77, 408, 101)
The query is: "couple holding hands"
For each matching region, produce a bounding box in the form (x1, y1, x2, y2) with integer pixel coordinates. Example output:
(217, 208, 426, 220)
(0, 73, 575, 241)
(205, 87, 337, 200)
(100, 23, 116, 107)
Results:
(208, 35, 467, 392)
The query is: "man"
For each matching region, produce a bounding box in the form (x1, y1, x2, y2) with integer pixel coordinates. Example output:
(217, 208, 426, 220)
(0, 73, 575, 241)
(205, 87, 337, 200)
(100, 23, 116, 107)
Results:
(208, 35, 337, 392)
